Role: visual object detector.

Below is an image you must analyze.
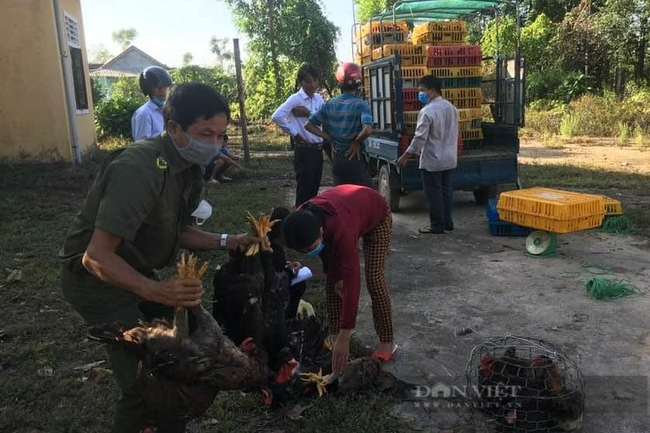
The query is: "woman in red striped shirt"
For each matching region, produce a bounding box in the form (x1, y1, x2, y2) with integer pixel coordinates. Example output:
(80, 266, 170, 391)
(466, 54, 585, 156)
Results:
(282, 185, 396, 373)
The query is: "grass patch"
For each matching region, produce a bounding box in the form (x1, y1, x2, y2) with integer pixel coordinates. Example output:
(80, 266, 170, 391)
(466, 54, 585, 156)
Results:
(0, 154, 401, 433)
(542, 132, 564, 149)
(519, 163, 650, 190)
(618, 122, 631, 144)
(559, 113, 580, 138)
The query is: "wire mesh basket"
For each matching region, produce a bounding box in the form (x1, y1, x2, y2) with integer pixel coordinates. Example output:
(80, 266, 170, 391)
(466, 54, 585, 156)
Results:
(466, 335, 584, 432)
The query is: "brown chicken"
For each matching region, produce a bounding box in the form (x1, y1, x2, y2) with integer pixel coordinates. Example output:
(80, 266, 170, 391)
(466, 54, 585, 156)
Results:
(87, 254, 272, 425)
(477, 347, 583, 432)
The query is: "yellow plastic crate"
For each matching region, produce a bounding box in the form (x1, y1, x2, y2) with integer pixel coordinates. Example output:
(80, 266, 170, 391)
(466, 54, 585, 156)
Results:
(360, 32, 408, 47)
(360, 21, 408, 37)
(401, 66, 429, 78)
(373, 44, 426, 58)
(602, 196, 623, 215)
(400, 55, 428, 66)
(413, 31, 466, 45)
(461, 128, 483, 140)
(497, 188, 606, 234)
(413, 21, 467, 36)
(443, 88, 482, 100)
(458, 108, 484, 120)
(429, 66, 482, 78)
(403, 111, 419, 125)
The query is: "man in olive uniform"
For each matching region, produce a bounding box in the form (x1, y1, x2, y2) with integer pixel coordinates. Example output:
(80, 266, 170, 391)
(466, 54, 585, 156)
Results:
(60, 83, 258, 433)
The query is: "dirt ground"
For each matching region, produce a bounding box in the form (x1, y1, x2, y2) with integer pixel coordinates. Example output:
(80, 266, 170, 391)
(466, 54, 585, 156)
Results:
(295, 141, 650, 432)
(519, 138, 650, 175)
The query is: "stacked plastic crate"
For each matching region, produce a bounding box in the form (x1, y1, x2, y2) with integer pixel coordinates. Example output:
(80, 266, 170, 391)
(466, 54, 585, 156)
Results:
(355, 22, 408, 66)
(401, 21, 485, 152)
(356, 21, 409, 99)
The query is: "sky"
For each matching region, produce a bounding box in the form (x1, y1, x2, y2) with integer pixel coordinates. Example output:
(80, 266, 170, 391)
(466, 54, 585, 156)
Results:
(81, 0, 357, 67)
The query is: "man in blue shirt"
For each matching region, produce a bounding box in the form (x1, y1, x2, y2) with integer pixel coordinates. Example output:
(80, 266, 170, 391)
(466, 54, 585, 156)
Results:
(306, 62, 374, 188)
(131, 66, 173, 141)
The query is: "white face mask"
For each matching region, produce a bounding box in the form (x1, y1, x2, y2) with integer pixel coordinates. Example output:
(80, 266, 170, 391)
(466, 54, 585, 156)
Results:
(191, 200, 213, 225)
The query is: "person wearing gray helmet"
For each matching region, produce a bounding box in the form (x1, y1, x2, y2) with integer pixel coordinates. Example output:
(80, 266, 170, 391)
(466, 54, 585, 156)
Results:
(131, 66, 173, 141)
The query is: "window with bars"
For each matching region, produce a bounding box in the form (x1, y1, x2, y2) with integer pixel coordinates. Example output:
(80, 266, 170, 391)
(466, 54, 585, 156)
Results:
(64, 12, 88, 112)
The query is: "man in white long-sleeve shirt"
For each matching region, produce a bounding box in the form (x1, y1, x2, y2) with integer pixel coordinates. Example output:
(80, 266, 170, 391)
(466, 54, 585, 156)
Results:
(397, 75, 459, 234)
(271, 64, 325, 207)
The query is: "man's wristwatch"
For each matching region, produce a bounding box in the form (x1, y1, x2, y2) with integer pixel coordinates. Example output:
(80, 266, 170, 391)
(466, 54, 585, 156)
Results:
(220, 233, 229, 247)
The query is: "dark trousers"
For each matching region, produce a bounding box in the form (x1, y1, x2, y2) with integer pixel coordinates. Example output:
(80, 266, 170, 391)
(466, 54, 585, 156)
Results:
(331, 151, 373, 188)
(421, 169, 454, 231)
(294, 146, 324, 207)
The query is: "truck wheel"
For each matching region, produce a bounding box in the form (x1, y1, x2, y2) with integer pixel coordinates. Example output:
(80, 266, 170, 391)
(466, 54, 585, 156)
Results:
(473, 186, 497, 205)
(379, 164, 400, 212)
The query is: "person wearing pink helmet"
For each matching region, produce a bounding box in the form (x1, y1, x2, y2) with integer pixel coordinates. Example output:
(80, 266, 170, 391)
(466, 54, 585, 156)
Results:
(305, 62, 374, 188)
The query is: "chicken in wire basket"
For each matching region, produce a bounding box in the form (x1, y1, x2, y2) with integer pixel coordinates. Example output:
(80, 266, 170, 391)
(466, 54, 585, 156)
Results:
(466, 335, 584, 432)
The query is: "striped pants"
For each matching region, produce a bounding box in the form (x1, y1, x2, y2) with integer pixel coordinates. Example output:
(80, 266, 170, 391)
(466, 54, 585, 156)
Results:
(326, 211, 394, 343)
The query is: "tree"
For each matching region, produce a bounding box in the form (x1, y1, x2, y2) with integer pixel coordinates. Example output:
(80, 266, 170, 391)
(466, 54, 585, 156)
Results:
(480, 16, 518, 57)
(354, 0, 399, 23)
(89, 44, 113, 64)
(112, 28, 138, 50)
(170, 65, 238, 102)
(182, 52, 194, 66)
(210, 37, 234, 69)
(222, 0, 339, 119)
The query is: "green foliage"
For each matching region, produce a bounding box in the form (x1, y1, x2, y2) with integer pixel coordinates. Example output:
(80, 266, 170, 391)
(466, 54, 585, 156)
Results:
(182, 52, 193, 66)
(210, 37, 234, 70)
(520, 13, 554, 67)
(619, 122, 631, 143)
(94, 97, 142, 139)
(633, 126, 646, 146)
(527, 91, 650, 137)
(111, 27, 138, 50)
(244, 58, 300, 120)
(525, 99, 564, 134)
(170, 65, 238, 102)
(90, 77, 106, 106)
(559, 112, 580, 137)
(557, 72, 594, 102)
(354, 0, 398, 22)
(223, 0, 339, 119)
(480, 16, 518, 57)
(93, 78, 146, 139)
(111, 77, 146, 102)
(566, 93, 620, 136)
(88, 44, 113, 64)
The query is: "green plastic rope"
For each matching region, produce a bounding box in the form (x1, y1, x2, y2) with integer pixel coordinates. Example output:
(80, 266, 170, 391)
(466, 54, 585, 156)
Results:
(585, 277, 643, 300)
(601, 216, 634, 234)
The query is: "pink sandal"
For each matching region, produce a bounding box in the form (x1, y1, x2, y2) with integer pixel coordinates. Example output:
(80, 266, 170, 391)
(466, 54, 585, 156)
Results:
(372, 344, 398, 362)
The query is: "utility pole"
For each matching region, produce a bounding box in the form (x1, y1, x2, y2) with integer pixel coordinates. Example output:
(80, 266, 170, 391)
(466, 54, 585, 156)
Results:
(233, 38, 250, 163)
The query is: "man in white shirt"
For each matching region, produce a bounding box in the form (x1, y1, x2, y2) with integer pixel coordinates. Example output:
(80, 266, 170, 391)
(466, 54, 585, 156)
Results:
(397, 75, 459, 234)
(271, 64, 325, 207)
(131, 66, 173, 141)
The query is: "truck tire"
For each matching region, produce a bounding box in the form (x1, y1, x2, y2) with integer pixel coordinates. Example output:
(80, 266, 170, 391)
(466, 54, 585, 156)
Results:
(379, 164, 400, 212)
(473, 186, 497, 205)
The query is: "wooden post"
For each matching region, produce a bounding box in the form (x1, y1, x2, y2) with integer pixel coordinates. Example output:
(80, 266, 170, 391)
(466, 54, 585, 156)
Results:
(233, 38, 250, 163)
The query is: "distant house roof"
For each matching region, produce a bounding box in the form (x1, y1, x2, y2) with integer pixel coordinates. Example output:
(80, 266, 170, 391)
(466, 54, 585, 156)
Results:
(89, 45, 168, 78)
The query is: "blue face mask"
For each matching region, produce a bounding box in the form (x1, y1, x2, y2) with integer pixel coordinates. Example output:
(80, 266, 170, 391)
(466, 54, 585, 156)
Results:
(418, 91, 430, 105)
(306, 242, 324, 258)
(175, 132, 221, 166)
(151, 96, 165, 107)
